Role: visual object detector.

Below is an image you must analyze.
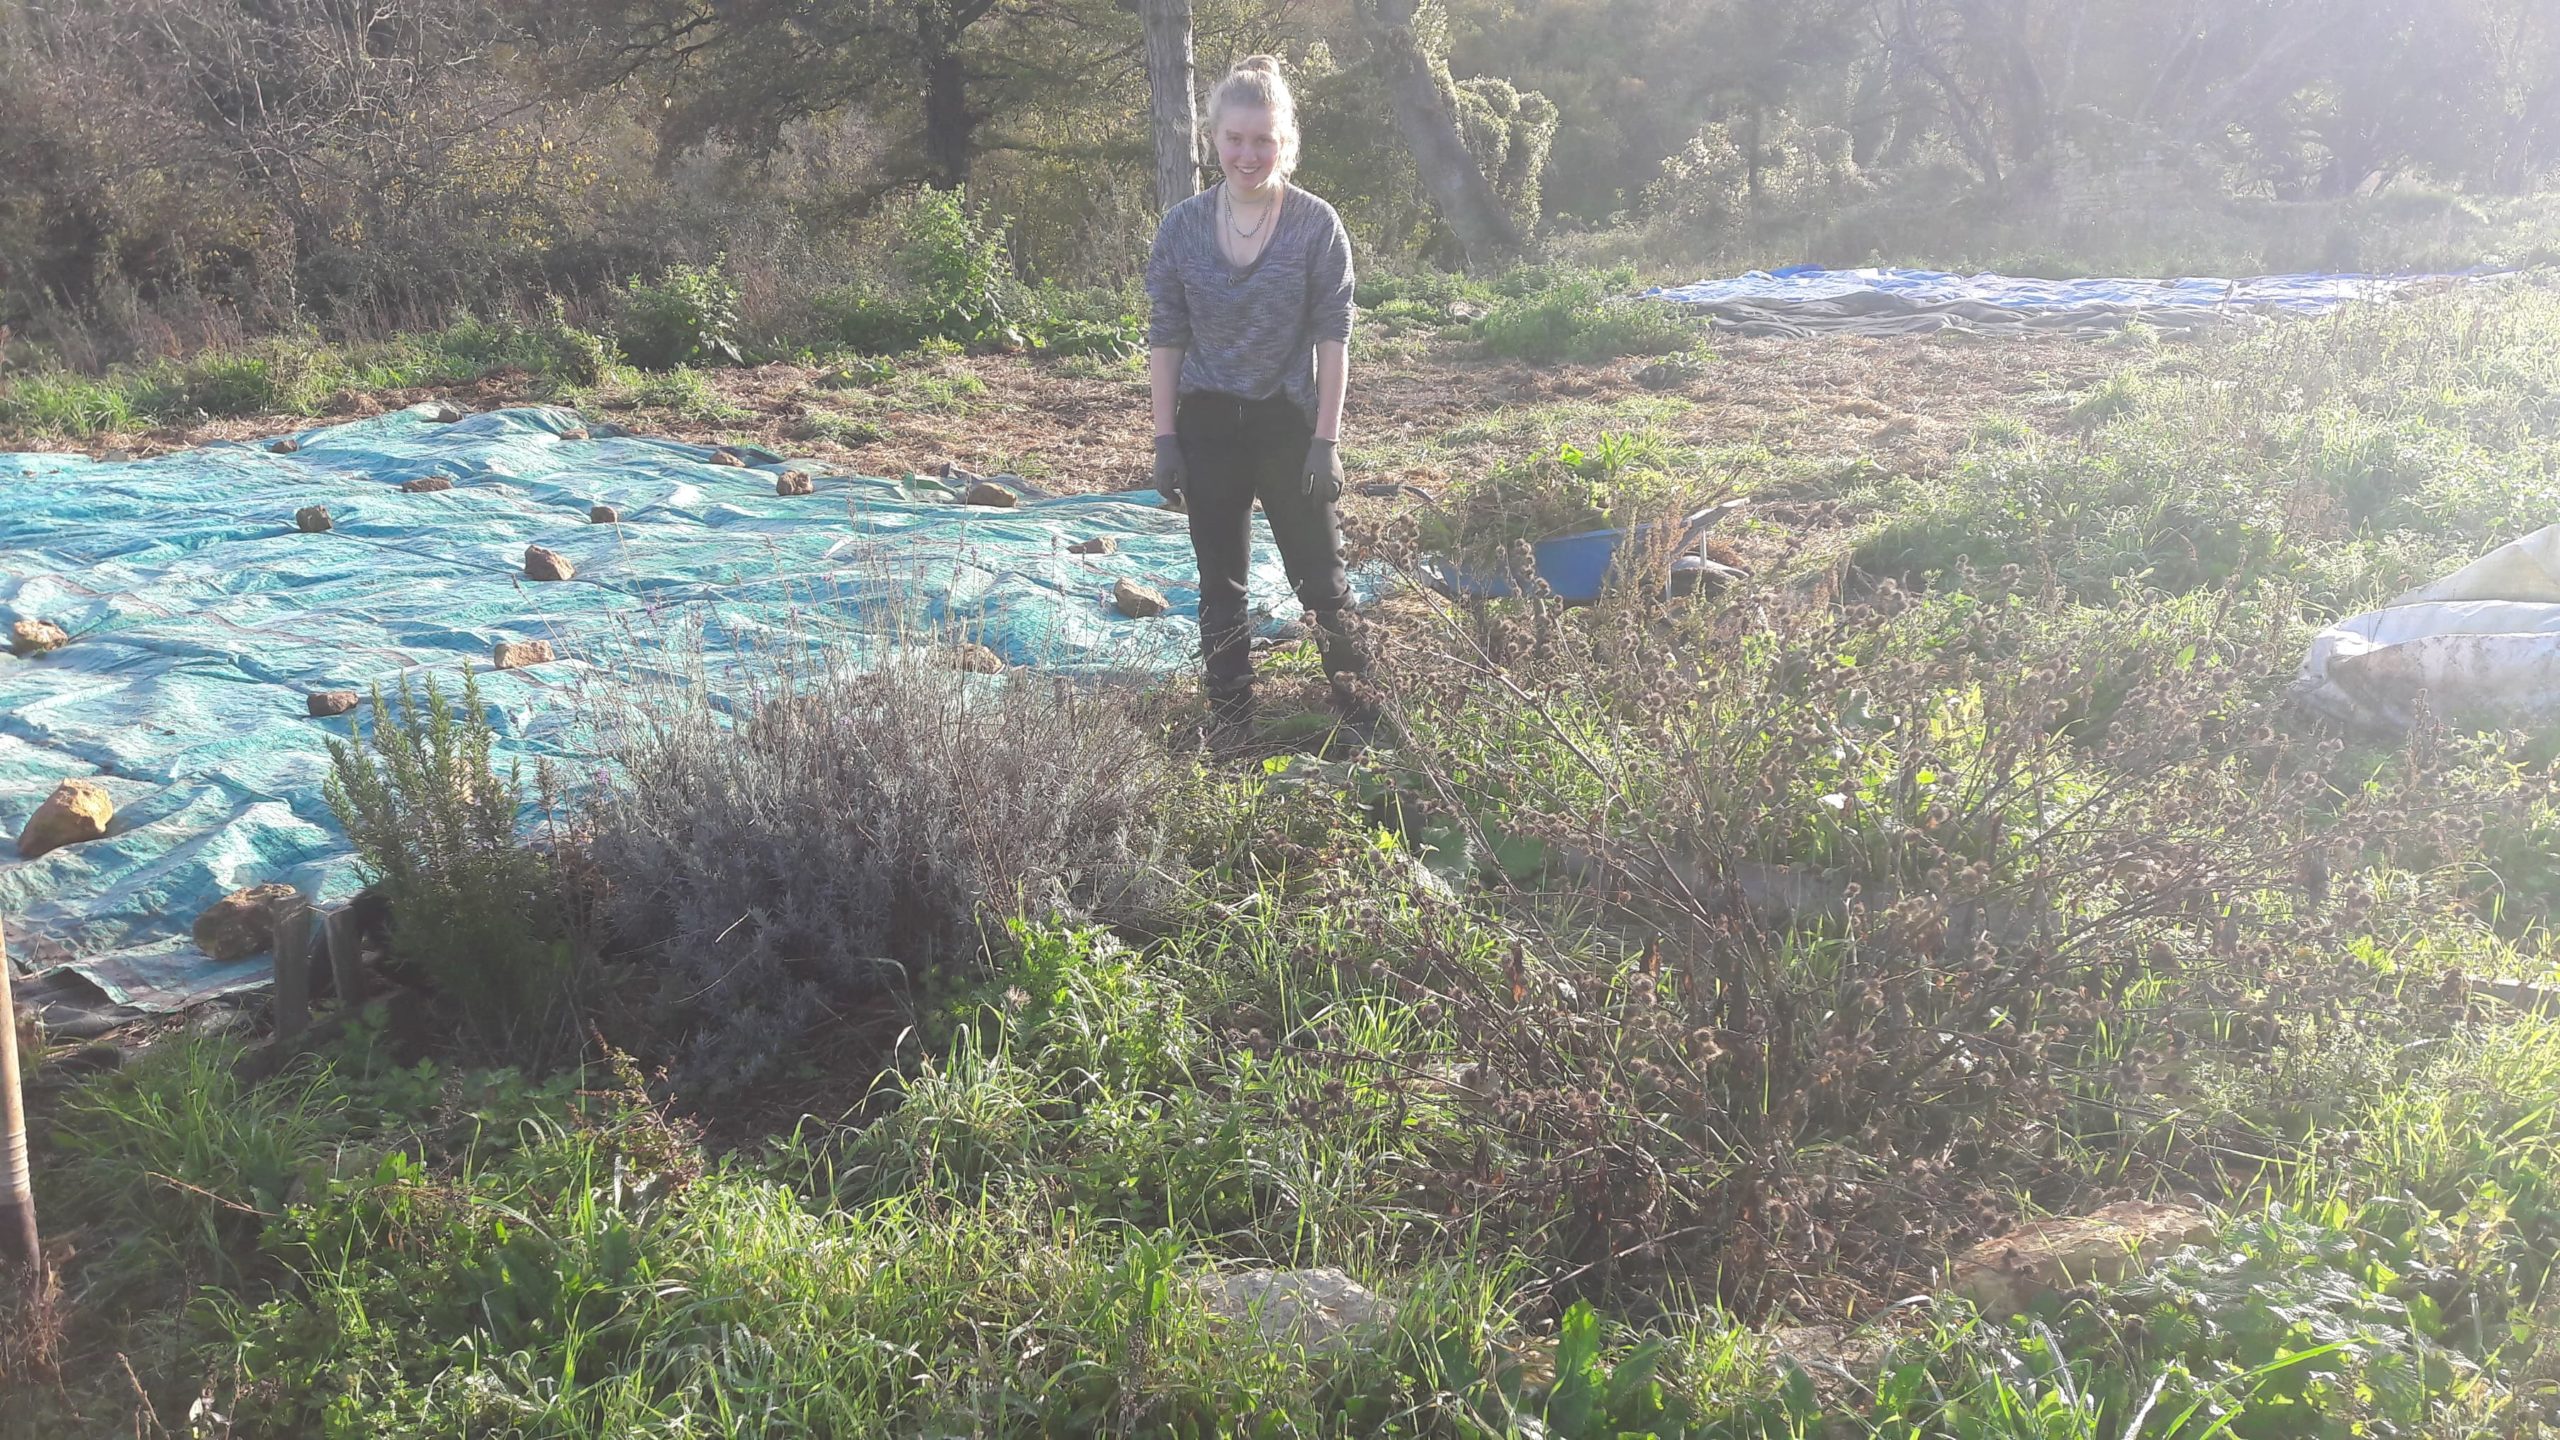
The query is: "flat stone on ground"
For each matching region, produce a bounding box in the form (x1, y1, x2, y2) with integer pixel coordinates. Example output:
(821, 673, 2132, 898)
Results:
(400, 476, 454, 493)
(525, 545, 574, 581)
(709, 449, 746, 467)
(295, 505, 332, 533)
(590, 504, 619, 523)
(776, 469, 815, 496)
(1068, 536, 1119, 555)
(492, 638, 556, 670)
(963, 481, 1019, 508)
(307, 690, 360, 717)
(1192, 1268, 1394, 1349)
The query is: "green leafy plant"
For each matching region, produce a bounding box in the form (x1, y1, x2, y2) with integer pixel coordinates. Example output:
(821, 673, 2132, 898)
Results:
(811, 189, 1036, 354)
(323, 668, 574, 1056)
(181, 340, 331, 416)
(609, 364, 744, 420)
(424, 300, 614, 387)
(1474, 271, 1697, 363)
(1028, 313, 1143, 360)
(0, 368, 147, 435)
(895, 187, 1024, 346)
(1420, 426, 1707, 566)
(616, 263, 744, 370)
(1354, 267, 1494, 315)
(1866, 1204, 2524, 1440)
(530, 296, 613, 385)
(810, 285, 934, 355)
(785, 403, 887, 445)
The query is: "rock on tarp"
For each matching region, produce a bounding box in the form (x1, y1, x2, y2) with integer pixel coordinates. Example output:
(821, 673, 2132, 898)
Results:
(0, 404, 1371, 1010)
(1645, 265, 2473, 337)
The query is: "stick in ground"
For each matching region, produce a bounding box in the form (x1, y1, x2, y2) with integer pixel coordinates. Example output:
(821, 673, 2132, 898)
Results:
(0, 916, 41, 1275)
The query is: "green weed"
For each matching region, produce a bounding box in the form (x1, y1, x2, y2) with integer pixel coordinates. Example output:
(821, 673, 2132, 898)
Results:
(600, 363, 744, 420)
(1473, 271, 1699, 364)
(324, 670, 576, 1058)
(784, 402, 887, 445)
(1858, 283, 2560, 607)
(616, 262, 744, 370)
(1418, 424, 1714, 564)
(0, 367, 152, 435)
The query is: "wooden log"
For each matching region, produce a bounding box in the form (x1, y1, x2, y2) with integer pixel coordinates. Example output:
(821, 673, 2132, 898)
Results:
(272, 898, 312, 1042)
(325, 907, 365, 1009)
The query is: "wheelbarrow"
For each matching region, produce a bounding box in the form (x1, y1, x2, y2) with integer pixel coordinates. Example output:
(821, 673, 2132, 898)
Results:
(1424, 497, 1747, 602)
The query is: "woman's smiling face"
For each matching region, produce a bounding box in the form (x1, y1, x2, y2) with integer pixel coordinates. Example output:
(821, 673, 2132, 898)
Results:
(1217, 104, 1284, 196)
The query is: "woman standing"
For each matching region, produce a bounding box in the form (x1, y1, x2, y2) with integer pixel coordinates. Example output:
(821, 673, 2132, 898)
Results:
(1145, 54, 1363, 730)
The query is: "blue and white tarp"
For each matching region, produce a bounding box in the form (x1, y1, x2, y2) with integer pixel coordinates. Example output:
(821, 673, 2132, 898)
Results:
(1645, 265, 2463, 336)
(1, 404, 1330, 1010)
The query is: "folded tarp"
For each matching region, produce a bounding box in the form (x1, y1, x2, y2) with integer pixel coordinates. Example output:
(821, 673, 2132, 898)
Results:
(2296, 525, 2560, 730)
(1646, 266, 2463, 337)
(2, 405, 1360, 1009)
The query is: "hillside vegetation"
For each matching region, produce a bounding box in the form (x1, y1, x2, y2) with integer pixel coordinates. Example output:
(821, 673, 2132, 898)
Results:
(9, 0, 2560, 1431)
(4, 0, 2558, 373)
(10, 278, 2560, 1438)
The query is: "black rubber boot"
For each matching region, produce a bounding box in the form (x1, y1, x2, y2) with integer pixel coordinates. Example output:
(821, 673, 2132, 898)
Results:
(1312, 609, 1371, 685)
(1206, 680, 1257, 742)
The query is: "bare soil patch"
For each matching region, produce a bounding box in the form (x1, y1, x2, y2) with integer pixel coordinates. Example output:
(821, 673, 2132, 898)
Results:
(4, 330, 2151, 601)
(8, 328, 2139, 493)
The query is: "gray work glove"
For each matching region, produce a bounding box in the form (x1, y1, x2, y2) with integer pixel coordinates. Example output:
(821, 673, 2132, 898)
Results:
(1303, 437, 1343, 505)
(1153, 434, 1187, 509)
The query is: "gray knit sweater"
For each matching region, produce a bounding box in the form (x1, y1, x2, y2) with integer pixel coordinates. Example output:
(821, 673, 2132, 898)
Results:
(1145, 183, 1355, 423)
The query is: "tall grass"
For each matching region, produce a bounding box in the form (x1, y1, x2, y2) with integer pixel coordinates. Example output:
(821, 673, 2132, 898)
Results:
(1858, 279, 2560, 611)
(0, 314, 616, 439)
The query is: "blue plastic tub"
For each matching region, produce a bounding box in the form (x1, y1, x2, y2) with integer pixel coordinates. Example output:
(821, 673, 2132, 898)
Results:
(1427, 501, 1741, 601)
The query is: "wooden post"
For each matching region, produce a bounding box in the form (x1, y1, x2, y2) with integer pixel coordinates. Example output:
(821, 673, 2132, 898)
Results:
(273, 897, 311, 1042)
(0, 916, 42, 1275)
(325, 907, 365, 1010)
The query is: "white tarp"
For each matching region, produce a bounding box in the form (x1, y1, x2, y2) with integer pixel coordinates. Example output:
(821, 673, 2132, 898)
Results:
(2297, 525, 2560, 729)
(1643, 266, 2470, 337)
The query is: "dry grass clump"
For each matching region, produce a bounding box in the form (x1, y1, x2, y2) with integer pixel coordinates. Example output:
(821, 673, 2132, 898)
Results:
(584, 634, 1177, 1093)
(1311, 533, 2517, 1314)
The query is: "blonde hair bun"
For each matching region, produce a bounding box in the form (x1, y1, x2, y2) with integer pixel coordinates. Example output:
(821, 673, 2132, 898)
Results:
(1207, 54, 1303, 176)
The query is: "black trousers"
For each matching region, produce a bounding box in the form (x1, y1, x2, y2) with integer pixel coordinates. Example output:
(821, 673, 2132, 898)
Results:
(1175, 391, 1359, 693)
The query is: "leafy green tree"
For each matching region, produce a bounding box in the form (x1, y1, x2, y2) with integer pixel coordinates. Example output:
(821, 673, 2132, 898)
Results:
(524, 0, 1133, 189)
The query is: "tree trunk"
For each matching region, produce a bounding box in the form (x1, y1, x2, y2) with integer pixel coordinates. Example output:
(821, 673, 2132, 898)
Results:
(1140, 0, 1198, 208)
(1892, 0, 2004, 186)
(1953, 0, 2051, 174)
(920, 9, 975, 187)
(1357, 0, 1522, 269)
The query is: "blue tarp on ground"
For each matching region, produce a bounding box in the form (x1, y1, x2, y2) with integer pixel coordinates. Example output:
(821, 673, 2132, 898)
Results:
(1644, 265, 2463, 335)
(0, 404, 1326, 1008)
